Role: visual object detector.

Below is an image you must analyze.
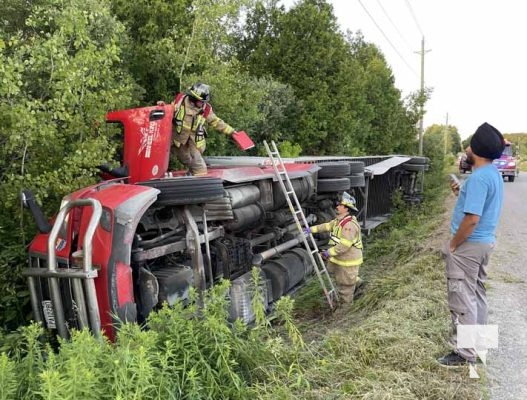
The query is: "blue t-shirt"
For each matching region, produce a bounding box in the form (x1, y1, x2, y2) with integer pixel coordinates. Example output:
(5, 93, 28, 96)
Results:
(450, 164, 503, 243)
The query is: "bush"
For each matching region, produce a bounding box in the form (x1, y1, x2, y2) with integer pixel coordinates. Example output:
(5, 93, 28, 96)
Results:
(0, 277, 307, 400)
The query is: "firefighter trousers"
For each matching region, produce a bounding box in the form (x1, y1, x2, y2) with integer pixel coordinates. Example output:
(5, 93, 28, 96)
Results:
(441, 240, 494, 362)
(174, 139, 207, 175)
(327, 262, 359, 303)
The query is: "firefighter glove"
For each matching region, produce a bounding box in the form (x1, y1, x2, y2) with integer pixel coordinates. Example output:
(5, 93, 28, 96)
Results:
(303, 227, 311, 235)
(321, 250, 329, 260)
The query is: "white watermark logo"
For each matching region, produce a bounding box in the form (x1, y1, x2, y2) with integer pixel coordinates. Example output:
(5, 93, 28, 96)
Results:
(457, 324, 498, 378)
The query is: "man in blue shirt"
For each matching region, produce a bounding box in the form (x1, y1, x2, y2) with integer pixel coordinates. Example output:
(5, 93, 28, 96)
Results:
(437, 122, 505, 368)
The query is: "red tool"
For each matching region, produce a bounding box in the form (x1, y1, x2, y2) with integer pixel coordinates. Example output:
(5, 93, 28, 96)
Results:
(232, 130, 255, 151)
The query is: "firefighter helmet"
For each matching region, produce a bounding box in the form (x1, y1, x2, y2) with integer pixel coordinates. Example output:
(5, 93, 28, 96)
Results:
(187, 83, 211, 102)
(340, 192, 358, 212)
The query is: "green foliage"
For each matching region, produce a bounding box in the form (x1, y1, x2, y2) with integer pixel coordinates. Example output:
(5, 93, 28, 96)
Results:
(184, 67, 301, 156)
(0, 243, 30, 330)
(111, 0, 250, 103)
(234, 0, 418, 156)
(0, 353, 18, 399)
(445, 153, 457, 166)
(422, 123, 463, 174)
(110, 0, 191, 102)
(0, 0, 138, 329)
(276, 140, 302, 158)
(1, 280, 307, 399)
(503, 133, 527, 158)
(424, 124, 462, 158)
(0, 0, 137, 197)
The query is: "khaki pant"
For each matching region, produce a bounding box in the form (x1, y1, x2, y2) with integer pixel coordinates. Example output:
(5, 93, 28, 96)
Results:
(174, 140, 207, 175)
(441, 240, 494, 362)
(327, 262, 359, 303)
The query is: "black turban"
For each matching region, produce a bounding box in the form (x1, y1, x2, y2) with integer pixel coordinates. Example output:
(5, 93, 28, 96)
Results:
(470, 122, 505, 160)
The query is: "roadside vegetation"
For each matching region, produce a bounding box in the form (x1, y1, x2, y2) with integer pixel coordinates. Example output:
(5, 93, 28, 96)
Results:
(0, 162, 483, 399)
(503, 133, 527, 171)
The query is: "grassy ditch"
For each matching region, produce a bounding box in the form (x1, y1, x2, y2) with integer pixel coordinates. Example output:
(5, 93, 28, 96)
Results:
(282, 181, 485, 399)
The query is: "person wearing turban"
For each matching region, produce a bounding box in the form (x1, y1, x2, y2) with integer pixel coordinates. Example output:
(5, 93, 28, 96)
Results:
(437, 122, 505, 368)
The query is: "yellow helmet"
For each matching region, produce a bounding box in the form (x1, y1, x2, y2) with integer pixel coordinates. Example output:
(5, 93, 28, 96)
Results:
(340, 192, 358, 212)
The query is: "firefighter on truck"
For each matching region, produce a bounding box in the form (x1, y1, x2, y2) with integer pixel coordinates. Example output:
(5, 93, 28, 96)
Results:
(158, 82, 252, 176)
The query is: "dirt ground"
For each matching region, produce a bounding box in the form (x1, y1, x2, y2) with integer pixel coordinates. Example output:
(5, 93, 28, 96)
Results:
(484, 173, 527, 399)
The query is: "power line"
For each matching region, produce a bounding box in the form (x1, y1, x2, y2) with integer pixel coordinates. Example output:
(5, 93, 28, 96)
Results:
(405, 0, 424, 37)
(375, 0, 414, 53)
(357, 0, 419, 78)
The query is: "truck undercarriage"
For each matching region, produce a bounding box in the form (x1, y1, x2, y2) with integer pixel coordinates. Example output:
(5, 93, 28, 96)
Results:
(22, 105, 429, 341)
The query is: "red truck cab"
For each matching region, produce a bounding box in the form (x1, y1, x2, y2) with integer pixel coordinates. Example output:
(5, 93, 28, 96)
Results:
(493, 140, 518, 182)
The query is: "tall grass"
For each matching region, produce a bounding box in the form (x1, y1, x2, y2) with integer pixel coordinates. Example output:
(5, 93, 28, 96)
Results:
(0, 353, 17, 400)
(0, 280, 307, 400)
(283, 171, 484, 399)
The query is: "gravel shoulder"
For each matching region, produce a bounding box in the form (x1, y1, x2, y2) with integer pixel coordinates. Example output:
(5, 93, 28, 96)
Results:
(484, 173, 527, 399)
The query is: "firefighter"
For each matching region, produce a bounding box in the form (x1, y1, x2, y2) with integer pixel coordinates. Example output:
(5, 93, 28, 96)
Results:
(304, 192, 363, 303)
(159, 83, 237, 176)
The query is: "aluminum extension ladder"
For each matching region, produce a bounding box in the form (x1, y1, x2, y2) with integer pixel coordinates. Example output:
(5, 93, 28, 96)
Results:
(263, 140, 339, 309)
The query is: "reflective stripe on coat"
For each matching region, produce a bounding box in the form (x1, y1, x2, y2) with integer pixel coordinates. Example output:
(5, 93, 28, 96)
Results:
(172, 94, 234, 148)
(311, 215, 363, 267)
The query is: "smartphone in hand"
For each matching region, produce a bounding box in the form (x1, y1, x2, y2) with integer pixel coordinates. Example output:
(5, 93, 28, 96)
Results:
(449, 174, 460, 196)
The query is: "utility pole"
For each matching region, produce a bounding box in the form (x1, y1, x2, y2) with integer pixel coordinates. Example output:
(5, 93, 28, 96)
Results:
(416, 37, 431, 155)
(443, 113, 449, 155)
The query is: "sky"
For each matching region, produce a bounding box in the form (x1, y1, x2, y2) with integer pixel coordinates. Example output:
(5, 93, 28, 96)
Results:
(281, 0, 527, 139)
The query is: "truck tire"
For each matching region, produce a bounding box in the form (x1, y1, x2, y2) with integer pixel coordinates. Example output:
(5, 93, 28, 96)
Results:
(403, 164, 429, 172)
(405, 156, 429, 165)
(138, 177, 225, 205)
(509, 176, 515, 182)
(317, 162, 351, 178)
(348, 161, 365, 174)
(316, 178, 350, 193)
(348, 174, 366, 187)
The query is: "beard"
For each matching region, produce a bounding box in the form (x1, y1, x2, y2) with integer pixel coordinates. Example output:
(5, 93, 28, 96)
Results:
(466, 152, 475, 165)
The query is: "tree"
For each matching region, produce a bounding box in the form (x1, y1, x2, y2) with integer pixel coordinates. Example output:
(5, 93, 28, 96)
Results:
(345, 34, 418, 155)
(235, 0, 417, 156)
(0, 0, 137, 329)
(110, 0, 192, 103)
(111, 0, 250, 104)
(424, 124, 462, 156)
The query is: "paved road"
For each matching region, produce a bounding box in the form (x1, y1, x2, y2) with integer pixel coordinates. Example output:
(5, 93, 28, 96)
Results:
(485, 172, 527, 399)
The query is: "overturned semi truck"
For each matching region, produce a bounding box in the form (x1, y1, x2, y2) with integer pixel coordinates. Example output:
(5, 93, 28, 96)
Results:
(22, 104, 429, 341)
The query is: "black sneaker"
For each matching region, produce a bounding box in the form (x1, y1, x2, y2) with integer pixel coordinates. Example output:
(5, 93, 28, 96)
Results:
(436, 351, 475, 368)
